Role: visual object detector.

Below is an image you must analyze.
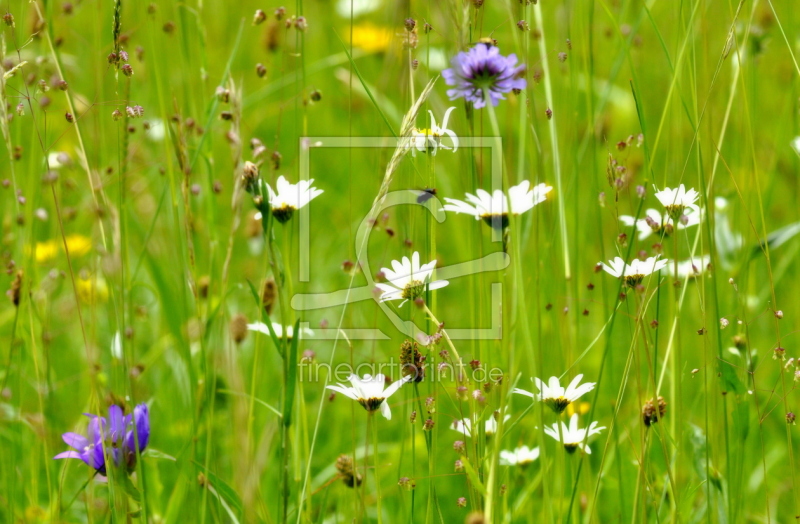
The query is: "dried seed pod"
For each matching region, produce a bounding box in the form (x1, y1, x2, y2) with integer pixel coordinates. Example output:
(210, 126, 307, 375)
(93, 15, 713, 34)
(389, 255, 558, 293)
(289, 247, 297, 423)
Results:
(642, 396, 667, 426)
(335, 454, 362, 488)
(230, 314, 248, 344)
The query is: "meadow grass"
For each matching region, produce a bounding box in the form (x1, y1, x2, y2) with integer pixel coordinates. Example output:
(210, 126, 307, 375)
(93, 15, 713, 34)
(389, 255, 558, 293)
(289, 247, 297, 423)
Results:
(1, 0, 800, 522)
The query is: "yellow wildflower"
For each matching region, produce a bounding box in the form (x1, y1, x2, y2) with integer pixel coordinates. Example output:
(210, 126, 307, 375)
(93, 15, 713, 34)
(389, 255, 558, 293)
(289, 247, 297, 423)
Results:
(75, 273, 108, 304)
(567, 401, 591, 417)
(33, 234, 92, 263)
(349, 23, 393, 53)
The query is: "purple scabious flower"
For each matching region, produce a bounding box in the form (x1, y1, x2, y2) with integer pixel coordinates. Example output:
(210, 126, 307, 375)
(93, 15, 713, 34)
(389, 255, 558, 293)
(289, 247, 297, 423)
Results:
(54, 415, 108, 474)
(55, 403, 150, 474)
(442, 43, 526, 109)
(123, 403, 150, 469)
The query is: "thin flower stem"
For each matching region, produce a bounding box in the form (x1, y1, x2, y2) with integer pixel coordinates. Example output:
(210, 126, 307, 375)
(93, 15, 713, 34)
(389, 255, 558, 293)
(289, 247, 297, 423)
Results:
(532, 2, 570, 280)
(421, 304, 463, 373)
(482, 90, 503, 140)
(557, 420, 566, 523)
(372, 413, 383, 524)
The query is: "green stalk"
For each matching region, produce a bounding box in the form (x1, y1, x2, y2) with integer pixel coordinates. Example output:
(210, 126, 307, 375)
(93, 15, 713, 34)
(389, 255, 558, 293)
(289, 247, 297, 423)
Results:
(373, 413, 383, 524)
(532, 2, 570, 279)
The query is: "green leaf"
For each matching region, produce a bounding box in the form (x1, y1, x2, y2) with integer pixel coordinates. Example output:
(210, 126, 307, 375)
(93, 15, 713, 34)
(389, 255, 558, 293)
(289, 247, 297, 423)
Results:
(263, 317, 285, 356)
(459, 455, 486, 495)
(688, 424, 723, 493)
(731, 397, 750, 441)
(193, 460, 243, 516)
(757, 221, 800, 253)
(283, 319, 301, 427)
(143, 448, 177, 462)
(119, 474, 142, 503)
(719, 360, 745, 395)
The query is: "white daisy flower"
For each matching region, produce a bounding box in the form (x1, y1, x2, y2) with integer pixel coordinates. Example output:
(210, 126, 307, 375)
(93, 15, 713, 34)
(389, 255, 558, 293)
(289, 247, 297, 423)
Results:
(443, 181, 552, 229)
(543, 414, 605, 454)
(664, 254, 711, 280)
(411, 107, 459, 155)
(326, 373, 412, 420)
(266, 175, 323, 223)
(600, 255, 669, 287)
(653, 184, 700, 220)
(247, 322, 315, 340)
(451, 414, 510, 438)
(513, 374, 595, 415)
(375, 251, 448, 305)
(499, 446, 540, 466)
(619, 207, 702, 240)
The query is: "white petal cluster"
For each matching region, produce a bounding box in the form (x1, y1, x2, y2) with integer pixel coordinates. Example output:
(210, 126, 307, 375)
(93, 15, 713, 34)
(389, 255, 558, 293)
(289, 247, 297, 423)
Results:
(499, 446, 540, 466)
(411, 107, 459, 155)
(543, 414, 605, 454)
(375, 251, 448, 304)
(513, 374, 595, 414)
(451, 414, 510, 438)
(326, 374, 412, 420)
(665, 254, 712, 280)
(653, 184, 700, 216)
(601, 256, 668, 286)
(443, 181, 552, 228)
(267, 175, 323, 222)
(619, 207, 702, 240)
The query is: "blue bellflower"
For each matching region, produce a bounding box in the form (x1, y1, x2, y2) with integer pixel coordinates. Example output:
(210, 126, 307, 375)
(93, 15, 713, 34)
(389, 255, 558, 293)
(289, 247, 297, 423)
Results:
(442, 43, 526, 109)
(55, 403, 150, 474)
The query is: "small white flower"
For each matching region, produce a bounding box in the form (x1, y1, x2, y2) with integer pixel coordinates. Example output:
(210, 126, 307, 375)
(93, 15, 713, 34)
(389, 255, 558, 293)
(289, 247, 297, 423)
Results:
(247, 322, 315, 340)
(452, 414, 510, 438)
(663, 254, 711, 280)
(543, 414, 605, 454)
(266, 175, 323, 223)
(513, 374, 595, 414)
(411, 107, 459, 155)
(145, 118, 166, 142)
(601, 255, 668, 287)
(326, 373, 412, 420)
(375, 251, 448, 305)
(443, 181, 552, 229)
(499, 446, 540, 466)
(619, 207, 701, 240)
(653, 184, 700, 219)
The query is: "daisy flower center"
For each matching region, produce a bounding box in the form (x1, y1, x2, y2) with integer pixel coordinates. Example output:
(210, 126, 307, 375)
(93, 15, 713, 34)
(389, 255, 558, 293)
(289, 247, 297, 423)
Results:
(563, 443, 579, 454)
(357, 397, 386, 412)
(543, 396, 572, 414)
(481, 213, 510, 229)
(416, 128, 442, 138)
(272, 204, 295, 224)
(624, 274, 645, 287)
(401, 279, 426, 300)
(664, 204, 685, 221)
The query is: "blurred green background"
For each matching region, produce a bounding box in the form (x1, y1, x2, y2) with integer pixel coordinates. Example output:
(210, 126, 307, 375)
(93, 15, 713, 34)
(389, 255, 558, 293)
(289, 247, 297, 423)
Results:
(2, 0, 800, 522)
